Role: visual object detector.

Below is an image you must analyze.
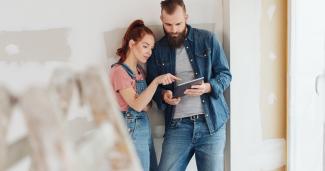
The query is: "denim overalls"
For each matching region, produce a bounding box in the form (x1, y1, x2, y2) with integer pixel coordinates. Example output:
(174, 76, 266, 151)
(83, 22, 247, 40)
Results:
(117, 63, 158, 171)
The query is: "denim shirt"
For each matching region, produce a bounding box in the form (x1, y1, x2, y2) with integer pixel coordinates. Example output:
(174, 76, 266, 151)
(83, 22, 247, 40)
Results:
(146, 25, 232, 134)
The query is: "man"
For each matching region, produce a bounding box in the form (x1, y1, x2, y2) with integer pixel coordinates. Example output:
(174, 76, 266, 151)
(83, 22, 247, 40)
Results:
(146, 0, 231, 170)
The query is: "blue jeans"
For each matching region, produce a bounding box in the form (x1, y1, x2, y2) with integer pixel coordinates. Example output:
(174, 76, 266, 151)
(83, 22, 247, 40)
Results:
(123, 112, 158, 171)
(158, 117, 226, 171)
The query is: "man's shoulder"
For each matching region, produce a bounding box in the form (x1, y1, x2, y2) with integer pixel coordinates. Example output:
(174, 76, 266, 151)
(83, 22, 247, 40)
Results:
(191, 27, 214, 40)
(192, 27, 213, 35)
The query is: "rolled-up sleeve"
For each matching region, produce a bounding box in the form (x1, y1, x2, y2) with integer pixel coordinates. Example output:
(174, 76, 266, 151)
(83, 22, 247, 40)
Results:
(209, 33, 232, 98)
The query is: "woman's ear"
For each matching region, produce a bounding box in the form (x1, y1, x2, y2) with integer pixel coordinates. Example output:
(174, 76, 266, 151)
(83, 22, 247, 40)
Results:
(128, 39, 135, 49)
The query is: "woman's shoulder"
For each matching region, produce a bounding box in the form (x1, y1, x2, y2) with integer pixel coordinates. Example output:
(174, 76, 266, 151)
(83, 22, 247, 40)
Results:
(110, 64, 125, 74)
(110, 64, 129, 78)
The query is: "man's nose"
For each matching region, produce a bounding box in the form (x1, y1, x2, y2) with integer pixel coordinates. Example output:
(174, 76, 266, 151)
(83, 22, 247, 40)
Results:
(171, 26, 177, 33)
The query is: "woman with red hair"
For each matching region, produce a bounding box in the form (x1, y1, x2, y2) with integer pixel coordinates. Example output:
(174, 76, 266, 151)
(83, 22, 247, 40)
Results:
(110, 19, 179, 171)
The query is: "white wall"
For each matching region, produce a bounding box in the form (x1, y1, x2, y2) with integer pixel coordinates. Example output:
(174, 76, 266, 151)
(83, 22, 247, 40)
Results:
(229, 0, 286, 170)
(288, 0, 325, 170)
(0, 0, 220, 66)
(0, 1, 225, 170)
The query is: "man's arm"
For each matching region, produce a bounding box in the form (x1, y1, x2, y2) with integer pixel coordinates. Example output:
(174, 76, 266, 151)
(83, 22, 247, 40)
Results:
(208, 33, 232, 98)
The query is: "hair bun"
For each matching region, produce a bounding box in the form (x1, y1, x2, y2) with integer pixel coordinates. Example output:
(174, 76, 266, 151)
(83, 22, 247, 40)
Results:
(130, 19, 145, 29)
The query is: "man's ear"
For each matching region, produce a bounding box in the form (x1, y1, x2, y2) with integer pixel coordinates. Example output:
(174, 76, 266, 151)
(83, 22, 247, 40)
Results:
(128, 39, 135, 49)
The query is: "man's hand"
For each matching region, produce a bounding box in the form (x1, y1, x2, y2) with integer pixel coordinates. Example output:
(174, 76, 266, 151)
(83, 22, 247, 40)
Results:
(162, 90, 181, 105)
(184, 82, 211, 96)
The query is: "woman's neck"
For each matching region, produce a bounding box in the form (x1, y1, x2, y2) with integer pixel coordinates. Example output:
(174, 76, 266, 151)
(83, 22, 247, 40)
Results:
(123, 54, 138, 74)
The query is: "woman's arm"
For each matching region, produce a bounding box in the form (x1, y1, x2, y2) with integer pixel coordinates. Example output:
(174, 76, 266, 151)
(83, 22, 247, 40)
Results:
(119, 73, 179, 112)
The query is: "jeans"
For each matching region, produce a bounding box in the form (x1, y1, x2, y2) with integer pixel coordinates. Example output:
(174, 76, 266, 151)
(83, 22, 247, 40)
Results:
(158, 117, 226, 171)
(123, 112, 158, 171)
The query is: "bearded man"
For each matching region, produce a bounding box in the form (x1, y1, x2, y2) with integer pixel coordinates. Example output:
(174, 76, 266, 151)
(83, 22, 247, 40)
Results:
(146, 0, 232, 171)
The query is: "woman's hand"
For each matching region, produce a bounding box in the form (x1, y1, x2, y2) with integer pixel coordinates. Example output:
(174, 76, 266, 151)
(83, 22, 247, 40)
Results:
(154, 73, 181, 85)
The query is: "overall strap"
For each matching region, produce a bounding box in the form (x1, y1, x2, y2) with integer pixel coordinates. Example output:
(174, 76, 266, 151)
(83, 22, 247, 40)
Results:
(111, 63, 136, 80)
(136, 64, 146, 79)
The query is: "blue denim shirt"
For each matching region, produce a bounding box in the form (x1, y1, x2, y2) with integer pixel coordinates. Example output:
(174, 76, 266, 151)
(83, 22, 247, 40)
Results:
(146, 25, 232, 134)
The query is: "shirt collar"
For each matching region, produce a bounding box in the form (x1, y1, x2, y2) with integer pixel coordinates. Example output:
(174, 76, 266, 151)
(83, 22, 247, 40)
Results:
(185, 24, 194, 42)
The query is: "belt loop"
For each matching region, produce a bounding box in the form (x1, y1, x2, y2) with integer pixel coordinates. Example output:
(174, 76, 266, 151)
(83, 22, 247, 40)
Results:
(190, 115, 199, 121)
(173, 118, 182, 122)
(189, 114, 204, 121)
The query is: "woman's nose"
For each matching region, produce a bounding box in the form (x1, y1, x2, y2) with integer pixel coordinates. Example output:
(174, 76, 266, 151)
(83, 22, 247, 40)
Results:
(147, 50, 152, 56)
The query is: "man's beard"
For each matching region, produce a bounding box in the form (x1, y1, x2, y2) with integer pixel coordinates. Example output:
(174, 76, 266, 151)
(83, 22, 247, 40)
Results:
(164, 27, 186, 48)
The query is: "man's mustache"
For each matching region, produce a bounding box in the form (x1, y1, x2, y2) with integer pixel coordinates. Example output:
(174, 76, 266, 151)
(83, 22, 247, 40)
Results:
(169, 33, 180, 37)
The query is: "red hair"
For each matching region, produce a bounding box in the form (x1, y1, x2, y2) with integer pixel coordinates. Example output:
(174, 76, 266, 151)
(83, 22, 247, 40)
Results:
(116, 20, 154, 64)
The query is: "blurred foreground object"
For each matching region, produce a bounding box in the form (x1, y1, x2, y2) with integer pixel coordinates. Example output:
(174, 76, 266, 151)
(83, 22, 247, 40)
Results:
(0, 64, 142, 171)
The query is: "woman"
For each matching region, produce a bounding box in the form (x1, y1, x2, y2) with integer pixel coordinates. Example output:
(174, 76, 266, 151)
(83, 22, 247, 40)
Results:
(109, 19, 179, 171)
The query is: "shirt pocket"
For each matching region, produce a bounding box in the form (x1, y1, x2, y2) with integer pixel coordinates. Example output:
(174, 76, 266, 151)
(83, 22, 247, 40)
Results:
(195, 48, 211, 59)
(157, 60, 171, 74)
(195, 48, 211, 71)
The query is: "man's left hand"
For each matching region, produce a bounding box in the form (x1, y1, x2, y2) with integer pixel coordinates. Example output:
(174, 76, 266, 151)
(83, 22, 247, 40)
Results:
(184, 82, 211, 96)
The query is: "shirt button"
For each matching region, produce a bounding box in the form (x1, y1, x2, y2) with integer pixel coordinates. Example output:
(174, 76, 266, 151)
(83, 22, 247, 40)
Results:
(190, 59, 193, 62)
(204, 54, 207, 57)
(186, 46, 189, 49)
(195, 72, 198, 75)
(202, 100, 205, 103)
(162, 63, 165, 66)
(205, 114, 209, 117)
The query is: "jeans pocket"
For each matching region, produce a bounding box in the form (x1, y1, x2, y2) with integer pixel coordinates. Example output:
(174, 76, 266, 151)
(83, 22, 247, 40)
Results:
(168, 119, 180, 129)
(216, 124, 226, 137)
(123, 116, 136, 137)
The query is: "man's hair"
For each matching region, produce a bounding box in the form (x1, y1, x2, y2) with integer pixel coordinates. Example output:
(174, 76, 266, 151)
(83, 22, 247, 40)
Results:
(160, 0, 186, 14)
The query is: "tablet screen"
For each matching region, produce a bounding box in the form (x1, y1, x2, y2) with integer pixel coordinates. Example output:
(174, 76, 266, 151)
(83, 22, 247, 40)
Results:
(173, 77, 204, 98)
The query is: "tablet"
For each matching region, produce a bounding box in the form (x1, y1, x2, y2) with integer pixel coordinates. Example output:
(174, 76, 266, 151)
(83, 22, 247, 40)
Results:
(173, 77, 204, 98)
